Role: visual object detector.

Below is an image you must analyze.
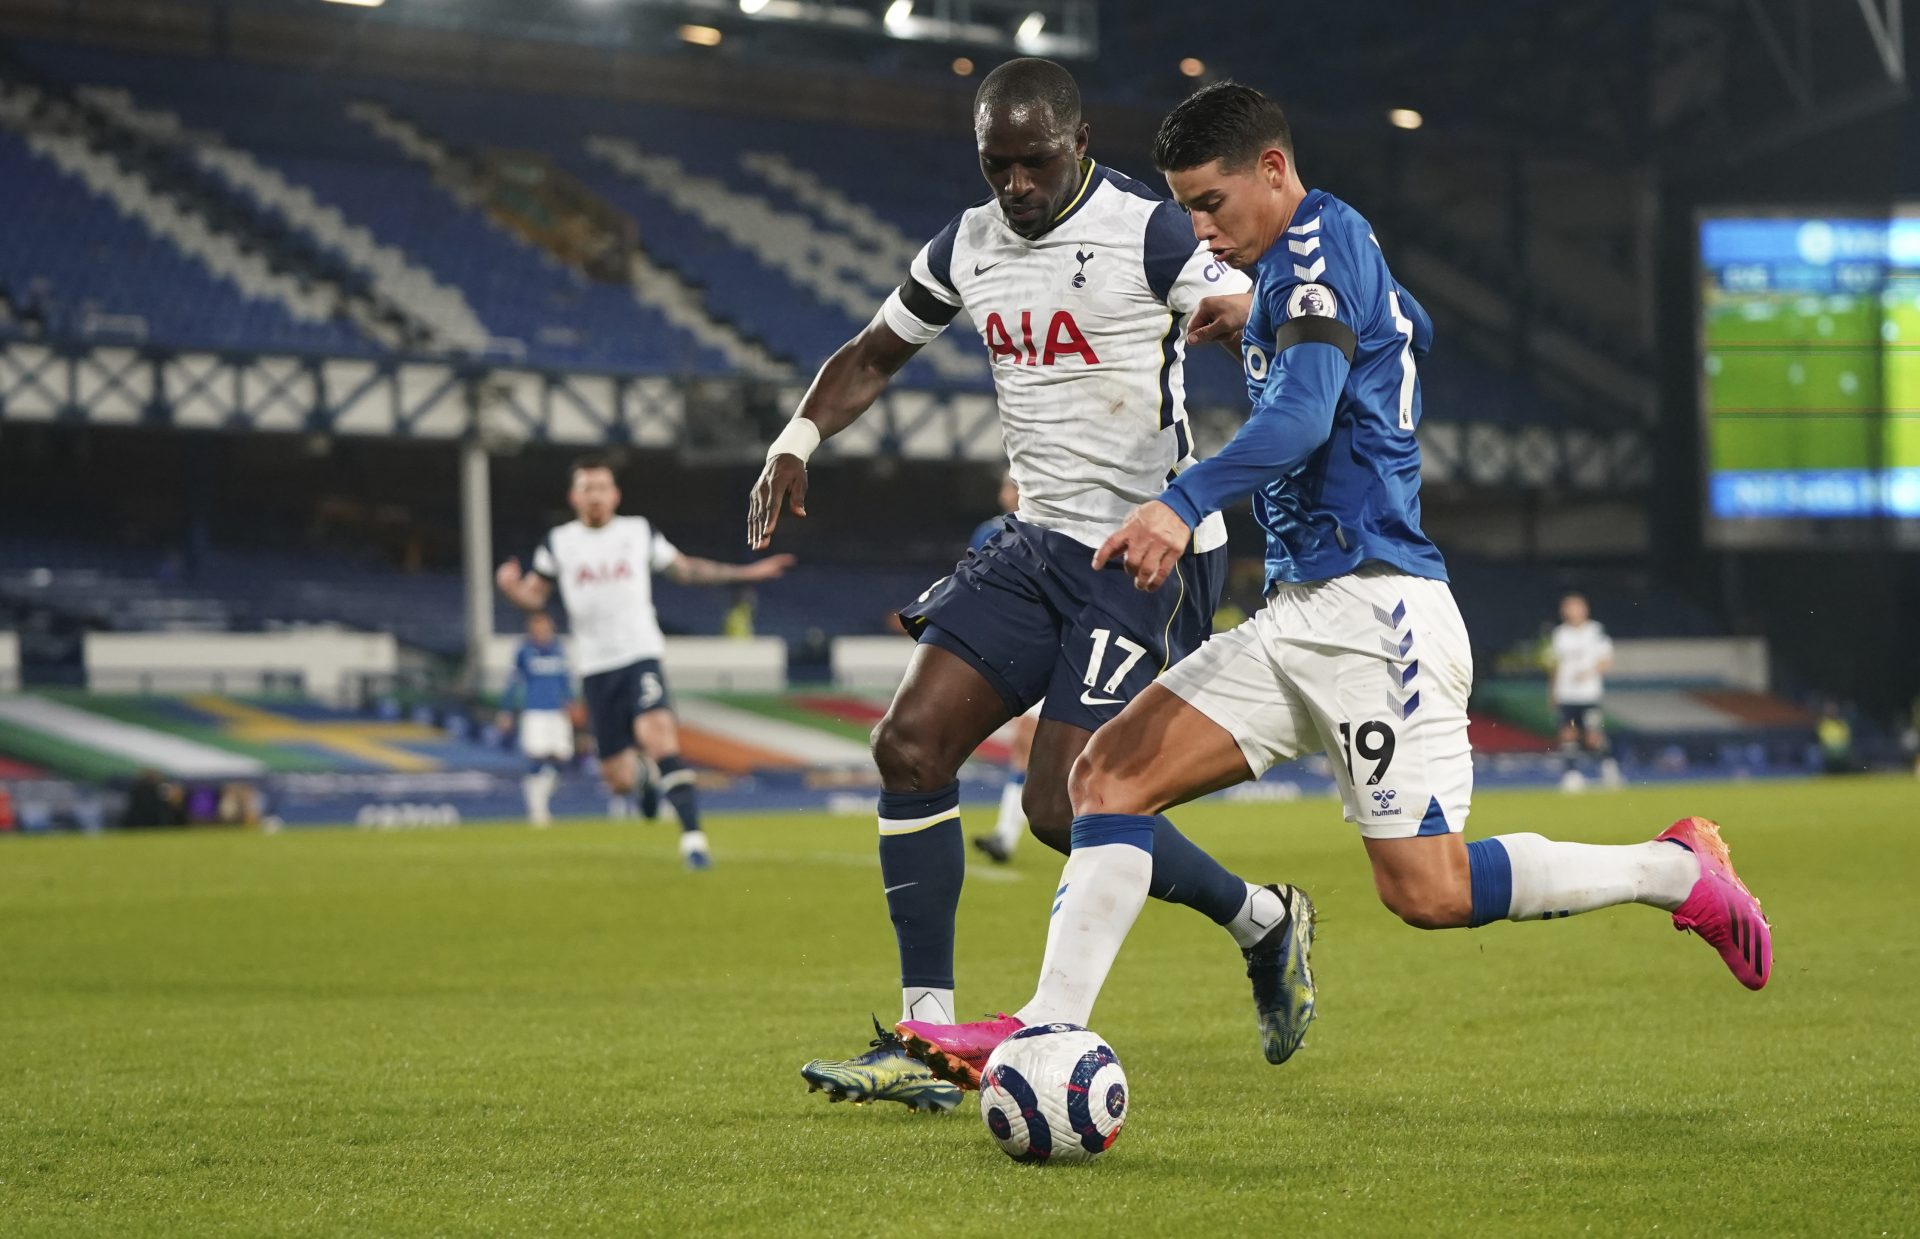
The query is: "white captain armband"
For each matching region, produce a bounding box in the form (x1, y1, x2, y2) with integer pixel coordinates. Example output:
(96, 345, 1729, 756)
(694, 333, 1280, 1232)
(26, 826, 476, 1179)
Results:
(879, 279, 959, 346)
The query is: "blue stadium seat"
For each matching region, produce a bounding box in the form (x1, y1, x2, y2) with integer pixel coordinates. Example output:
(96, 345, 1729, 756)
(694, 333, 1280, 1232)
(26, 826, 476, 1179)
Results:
(3, 40, 1589, 424)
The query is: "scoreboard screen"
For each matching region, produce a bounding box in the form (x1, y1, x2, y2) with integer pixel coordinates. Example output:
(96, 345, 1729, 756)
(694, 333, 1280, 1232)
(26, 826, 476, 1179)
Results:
(1698, 212, 1920, 545)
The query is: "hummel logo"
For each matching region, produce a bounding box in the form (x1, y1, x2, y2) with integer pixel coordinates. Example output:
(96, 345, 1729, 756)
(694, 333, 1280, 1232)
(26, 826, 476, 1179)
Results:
(974, 260, 1004, 275)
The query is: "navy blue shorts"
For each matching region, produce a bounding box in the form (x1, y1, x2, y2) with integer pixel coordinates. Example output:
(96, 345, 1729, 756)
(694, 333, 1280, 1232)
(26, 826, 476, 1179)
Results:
(581, 658, 672, 758)
(1560, 702, 1604, 739)
(898, 515, 1227, 732)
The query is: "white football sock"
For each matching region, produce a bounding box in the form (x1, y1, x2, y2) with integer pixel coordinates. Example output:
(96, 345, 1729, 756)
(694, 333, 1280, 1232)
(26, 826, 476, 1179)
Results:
(991, 780, 1026, 852)
(523, 767, 555, 825)
(1495, 833, 1700, 919)
(1225, 882, 1287, 949)
(902, 987, 955, 1025)
(1016, 843, 1153, 1027)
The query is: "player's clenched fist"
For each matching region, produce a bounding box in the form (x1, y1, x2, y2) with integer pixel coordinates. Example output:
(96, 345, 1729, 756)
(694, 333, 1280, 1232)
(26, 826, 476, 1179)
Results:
(1092, 500, 1192, 592)
(748, 454, 809, 550)
(494, 557, 525, 593)
(1186, 291, 1253, 347)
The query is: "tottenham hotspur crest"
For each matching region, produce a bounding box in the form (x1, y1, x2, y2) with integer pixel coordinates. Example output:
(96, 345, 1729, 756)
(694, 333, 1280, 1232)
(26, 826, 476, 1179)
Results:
(1073, 249, 1094, 288)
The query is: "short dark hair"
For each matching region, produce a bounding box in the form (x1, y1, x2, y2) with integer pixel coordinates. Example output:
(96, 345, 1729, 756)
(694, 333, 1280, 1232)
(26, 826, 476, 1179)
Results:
(1153, 81, 1293, 174)
(975, 57, 1082, 134)
(570, 452, 616, 479)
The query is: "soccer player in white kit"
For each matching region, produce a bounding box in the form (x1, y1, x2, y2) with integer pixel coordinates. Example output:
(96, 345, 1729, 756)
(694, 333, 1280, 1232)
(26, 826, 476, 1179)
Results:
(1547, 592, 1622, 789)
(497, 455, 794, 869)
(754, 59, 1309, 1114)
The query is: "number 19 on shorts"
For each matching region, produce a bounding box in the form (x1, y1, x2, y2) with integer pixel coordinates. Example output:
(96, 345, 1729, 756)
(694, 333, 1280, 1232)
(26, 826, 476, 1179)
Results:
(1338, 720, 1397, 786)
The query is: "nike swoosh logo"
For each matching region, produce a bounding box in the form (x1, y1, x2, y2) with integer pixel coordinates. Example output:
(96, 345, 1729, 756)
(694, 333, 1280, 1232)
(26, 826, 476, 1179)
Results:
(974, 261, 1003, 275)
(883, 882, 918, 895)
(1079, 690, 1124, 707)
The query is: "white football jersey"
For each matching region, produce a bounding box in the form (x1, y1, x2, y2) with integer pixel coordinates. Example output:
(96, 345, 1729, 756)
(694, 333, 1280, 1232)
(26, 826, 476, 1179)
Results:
(881, 161, 1249, 552)
(1551, 620, 1614, 705)
(532, 516, 680, 676)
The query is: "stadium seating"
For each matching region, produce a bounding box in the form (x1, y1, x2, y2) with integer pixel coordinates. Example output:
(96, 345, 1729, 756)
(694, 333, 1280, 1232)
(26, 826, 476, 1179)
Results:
(0, 40, 1586, 424)
(0, 120, 367, 354)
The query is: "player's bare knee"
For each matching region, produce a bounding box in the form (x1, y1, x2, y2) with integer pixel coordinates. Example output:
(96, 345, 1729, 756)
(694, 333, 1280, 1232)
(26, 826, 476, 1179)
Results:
(1067, 744, 1145, 816)
(1023, 783, 1072, 856)
(869, 712, 954, 791)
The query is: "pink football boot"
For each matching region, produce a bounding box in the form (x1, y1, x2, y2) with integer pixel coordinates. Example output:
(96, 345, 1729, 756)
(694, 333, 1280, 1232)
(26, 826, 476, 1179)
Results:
(894, 1014, 1025, 1089)
(1658, 816, 1772, 990)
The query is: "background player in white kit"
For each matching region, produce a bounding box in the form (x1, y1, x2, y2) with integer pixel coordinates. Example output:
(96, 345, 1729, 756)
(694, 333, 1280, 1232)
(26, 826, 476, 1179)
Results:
(497, 611, 575, 827)
(1547, 592, 1622, 790)
(497, 455, 793, 869)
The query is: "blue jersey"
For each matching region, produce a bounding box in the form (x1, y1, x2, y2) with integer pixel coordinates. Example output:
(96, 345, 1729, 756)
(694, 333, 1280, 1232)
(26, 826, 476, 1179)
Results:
(1160, 189, 1447, 589)
(507, 640, 573, 712)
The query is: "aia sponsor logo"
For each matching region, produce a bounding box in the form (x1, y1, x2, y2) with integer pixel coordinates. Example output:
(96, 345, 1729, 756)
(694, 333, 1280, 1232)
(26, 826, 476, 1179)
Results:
(574, 559, 633, 587)
(982, 310, 1100, 367)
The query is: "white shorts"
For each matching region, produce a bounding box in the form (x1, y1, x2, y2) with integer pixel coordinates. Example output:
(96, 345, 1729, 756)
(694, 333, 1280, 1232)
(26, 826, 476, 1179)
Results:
(518, 709, 576, 761)
(1160, 565, 1474, 840)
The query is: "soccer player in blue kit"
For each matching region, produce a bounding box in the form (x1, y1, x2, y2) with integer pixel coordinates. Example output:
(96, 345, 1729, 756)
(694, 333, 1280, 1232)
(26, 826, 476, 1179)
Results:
(899, 82, 1772, 1088)
(499, 612, 575, 827)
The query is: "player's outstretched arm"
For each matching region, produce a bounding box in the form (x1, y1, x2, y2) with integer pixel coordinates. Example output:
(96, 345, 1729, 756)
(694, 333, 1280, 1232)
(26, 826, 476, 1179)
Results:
(495, 558, 552, 613)
(665, 552, 798, 587)
(749, 319, 924, 550)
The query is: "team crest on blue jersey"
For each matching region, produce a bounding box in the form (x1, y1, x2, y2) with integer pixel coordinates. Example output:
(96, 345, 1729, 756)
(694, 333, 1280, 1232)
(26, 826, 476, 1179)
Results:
(1286, 282, 1338, 320)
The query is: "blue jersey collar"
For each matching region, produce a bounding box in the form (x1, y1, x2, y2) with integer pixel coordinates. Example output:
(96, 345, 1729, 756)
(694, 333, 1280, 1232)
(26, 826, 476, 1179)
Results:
(1255, 188, 1329, 275)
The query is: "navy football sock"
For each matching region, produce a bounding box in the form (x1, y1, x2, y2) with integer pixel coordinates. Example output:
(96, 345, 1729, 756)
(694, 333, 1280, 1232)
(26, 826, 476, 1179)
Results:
(878, 784, 965, 997)
(1147, 814, 1252, 925)
(656, 754, 701, 833)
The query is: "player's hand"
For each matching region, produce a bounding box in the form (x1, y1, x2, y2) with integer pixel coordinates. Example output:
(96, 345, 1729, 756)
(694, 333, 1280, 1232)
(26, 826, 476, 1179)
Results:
(494, 558, 523, 594)
(742, 553, 798, 582)
(1187, 291, 1253, 346)
(494, 711, 513, 735)
(1092, 500, 1191, 592)
(749, 455, 808, 549)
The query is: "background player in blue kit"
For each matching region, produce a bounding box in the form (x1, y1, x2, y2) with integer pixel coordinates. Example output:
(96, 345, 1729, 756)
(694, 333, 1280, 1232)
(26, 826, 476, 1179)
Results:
(752, 59, 1307, 1113)
(498, 612, 575, 827)
(899, 81, 1773, 1090)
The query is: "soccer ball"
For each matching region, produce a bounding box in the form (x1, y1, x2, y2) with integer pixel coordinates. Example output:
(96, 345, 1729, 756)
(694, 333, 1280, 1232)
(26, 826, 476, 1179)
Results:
(979, 1023, 1128, 1164)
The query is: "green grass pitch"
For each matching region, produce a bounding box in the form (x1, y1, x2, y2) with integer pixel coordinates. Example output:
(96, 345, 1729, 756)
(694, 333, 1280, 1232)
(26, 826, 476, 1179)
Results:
(3, 778, 1916, 1236)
